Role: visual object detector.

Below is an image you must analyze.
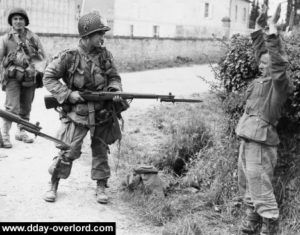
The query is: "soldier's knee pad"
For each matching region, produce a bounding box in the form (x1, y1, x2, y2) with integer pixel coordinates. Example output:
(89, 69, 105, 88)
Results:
(48, 156, 73, 179)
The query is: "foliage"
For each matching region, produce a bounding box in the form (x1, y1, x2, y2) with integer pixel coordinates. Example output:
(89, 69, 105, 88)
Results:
(218, 34, 259, 93)
(284, 31, 300, 123)
(149, 101, 213, 174)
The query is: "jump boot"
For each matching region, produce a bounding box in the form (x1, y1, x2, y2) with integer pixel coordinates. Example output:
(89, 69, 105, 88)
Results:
(96, 180, 108, 204)
(260, 218, 279, 235)
(43, 178, 60, 202)
(2, 119, 12, 148)
(15, 126, 34, 143)
(240, 206, 262, 234)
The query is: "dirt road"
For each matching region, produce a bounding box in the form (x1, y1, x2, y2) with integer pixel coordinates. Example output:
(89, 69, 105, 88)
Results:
(0, 65, 214, 234)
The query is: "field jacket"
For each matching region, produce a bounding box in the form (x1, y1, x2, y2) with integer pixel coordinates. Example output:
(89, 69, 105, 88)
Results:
(236, 30, 290, 146)
(0, 28, 45, 68)
(43, 42, 122, 126)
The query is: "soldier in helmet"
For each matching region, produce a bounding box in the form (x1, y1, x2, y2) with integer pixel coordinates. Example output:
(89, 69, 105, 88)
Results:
(0, 7, 45, 148)
(43, 11, 126, 204)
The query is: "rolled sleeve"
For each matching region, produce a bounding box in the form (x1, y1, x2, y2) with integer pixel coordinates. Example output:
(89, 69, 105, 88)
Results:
(251, 29, 268, 63)
(265, 34, 289, 91)
(43, 54, 72, 104)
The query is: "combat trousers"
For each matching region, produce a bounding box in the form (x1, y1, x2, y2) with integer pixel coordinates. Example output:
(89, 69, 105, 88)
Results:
(4, 79, 35, 120)
(52, 118, 110, 180)
(238, 139, 279, 219)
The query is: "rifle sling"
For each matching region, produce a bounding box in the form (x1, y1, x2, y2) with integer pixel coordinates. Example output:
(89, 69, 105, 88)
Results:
(88, 102, 96, 137)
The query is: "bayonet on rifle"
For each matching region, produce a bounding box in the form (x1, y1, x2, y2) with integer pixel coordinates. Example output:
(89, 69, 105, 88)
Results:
(44, 91, 202, 110)
(0, 109, 70, 150)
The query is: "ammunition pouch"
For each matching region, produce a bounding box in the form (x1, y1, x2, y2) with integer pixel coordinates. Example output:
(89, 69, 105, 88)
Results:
(48, 156, 73, 179)
(6, 65, 25, 81)
(5, 65, 36, 87)
(22, 66, 36, 87)
(74, 102, 104, 116)
(73, 69, 85, 89)
(74, 103, 89, 116)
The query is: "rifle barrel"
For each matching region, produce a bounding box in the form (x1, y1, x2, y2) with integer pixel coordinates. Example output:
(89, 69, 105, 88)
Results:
(0, 109, 41, 131)
(160, 98, 203, 103)
(0, 109, 70, 150)
(81, 92, 174, 101)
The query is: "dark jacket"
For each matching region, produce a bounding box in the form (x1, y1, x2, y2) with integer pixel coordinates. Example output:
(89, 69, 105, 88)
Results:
(236, 30, 290, 145)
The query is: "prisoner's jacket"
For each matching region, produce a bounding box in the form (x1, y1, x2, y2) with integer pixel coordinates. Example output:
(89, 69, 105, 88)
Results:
(235, 30, 290, 146)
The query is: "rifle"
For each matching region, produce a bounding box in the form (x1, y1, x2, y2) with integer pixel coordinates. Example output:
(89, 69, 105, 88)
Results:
(44, 91, 203, 109)
(0, 109, 70, 150)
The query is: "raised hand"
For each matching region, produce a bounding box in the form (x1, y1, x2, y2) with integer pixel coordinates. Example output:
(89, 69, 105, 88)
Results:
(256, 3, 268, 29)
(272, 3, 281, 24)
(68, 91, 85, 104)
(268, 3, 281, 35)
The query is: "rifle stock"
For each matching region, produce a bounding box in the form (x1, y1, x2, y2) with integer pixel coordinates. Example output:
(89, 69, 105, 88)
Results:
(44, 91, 202, 109)
(0, 109, 70, 150)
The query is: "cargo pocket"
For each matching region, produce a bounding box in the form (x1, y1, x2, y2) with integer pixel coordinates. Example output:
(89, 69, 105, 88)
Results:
(56, 118, 75, 148)
(7, 65, 16, 78)
(15, 66, 25, 82)
(245, 142, 263, 196)
(22, 66, 36, 87)
(73, 69, 85, 89)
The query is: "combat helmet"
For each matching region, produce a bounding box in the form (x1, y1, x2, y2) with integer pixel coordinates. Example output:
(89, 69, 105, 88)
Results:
(8, 7, 29, 26)
(78, 11, 110, 37)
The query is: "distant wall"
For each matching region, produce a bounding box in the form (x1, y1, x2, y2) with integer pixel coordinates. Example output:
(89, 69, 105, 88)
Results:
(0, 0, 80, 34)
(39, 35, 224, 71)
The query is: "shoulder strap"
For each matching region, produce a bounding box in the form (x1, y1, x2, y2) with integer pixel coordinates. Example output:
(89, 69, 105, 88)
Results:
(67, 49, 80, 90)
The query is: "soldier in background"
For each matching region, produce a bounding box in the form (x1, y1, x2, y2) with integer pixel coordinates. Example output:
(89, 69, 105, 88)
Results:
(0, 7, 45, 148)
(43, 12, 126, 204)
(236, 4, 290, 235)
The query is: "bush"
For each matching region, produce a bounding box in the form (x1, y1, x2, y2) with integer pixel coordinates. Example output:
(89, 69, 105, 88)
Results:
(218, 34, 259, 93)
(284, 31, 300, 123)
(150, 102, 213, 175)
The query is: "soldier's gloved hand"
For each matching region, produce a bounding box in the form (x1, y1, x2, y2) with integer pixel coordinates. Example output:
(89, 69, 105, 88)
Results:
(68, 91, 85, 104)
(112, 95, 123, 102)
(107, 88, 123, 102)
